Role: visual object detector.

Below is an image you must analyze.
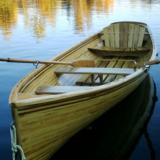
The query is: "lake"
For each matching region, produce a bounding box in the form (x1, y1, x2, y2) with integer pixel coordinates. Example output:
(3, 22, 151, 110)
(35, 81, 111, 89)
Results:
(0, 0, 160, 159)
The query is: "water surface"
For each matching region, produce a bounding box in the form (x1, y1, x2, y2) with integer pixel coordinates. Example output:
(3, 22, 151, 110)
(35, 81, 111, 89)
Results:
(0, 0, 160, 159)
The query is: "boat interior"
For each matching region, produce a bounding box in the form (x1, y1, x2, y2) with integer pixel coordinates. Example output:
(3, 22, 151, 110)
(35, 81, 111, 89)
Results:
(16, 22, 153, 97)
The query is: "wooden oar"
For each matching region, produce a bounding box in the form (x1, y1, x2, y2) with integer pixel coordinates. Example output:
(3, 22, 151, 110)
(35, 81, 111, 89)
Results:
(0, 57, 160, 67)
(0, 58, 95, 67)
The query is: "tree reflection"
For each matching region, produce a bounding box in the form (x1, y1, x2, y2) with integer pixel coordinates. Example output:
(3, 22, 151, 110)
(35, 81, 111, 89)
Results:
(1, 0, 157, 39)
(12, 0, 160, 40)
(0, 0, 114, 38)
(0, 0, 115, 38)
(0, 0, 17, 38)
(62, 0, 114, 32)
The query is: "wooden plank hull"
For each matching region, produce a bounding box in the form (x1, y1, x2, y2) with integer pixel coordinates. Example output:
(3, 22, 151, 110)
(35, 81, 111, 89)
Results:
(9, 21, 156, 160)
(13, 71, 147, 160)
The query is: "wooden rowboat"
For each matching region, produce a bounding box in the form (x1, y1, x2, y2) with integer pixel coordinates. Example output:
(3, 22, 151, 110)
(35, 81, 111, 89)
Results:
(9, 21, 156, 160)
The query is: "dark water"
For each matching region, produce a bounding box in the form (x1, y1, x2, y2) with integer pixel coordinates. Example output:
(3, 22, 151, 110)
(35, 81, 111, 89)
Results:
(0, 0, 160, 159)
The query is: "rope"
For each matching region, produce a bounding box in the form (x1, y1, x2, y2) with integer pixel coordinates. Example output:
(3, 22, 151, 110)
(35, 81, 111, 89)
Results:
(10, 122, 26, 160)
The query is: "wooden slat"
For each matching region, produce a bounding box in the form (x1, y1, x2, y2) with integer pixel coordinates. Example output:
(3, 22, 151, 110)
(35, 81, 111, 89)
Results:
(114, 61, 131, 81)
(88, 47, 149, 52)
(133, 25, 140, 48)
(114, 24, 120, 48)
(104, 60, 124, 83)
(110, 27, 115, 48)
(128, 23, 135, 48)
(102, 27, 111, 47)
(88, 48, 149, 58)
(137, 26, 145, 47)
(100, 59, 118, 83)
(119, 23, 124, 48)
(80, 59, 119, 85)
(90, 53, 144, 58)
(123, 23, 129, 48)
(36, 86, 93, 94)
(76, 60, 108, 85)
(55, 67, 134, 75)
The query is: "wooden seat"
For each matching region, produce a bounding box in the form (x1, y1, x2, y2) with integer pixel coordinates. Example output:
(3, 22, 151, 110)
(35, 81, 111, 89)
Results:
(88, 47, 149, 58)
(102, 22, 146, 49)
(55, 67, 134, 75)
(55, 67, 135, 84)
(95, 22, 148, 59)
(36, 86, 93, 94)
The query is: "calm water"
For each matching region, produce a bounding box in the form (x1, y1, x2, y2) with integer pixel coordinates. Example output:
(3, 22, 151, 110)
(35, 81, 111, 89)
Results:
(0, 0, 160, 159)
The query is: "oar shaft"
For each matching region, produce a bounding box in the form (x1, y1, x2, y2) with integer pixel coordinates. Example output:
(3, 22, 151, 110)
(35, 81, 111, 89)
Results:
(0, 58, 72, 65)
(1, 58, 160, 67)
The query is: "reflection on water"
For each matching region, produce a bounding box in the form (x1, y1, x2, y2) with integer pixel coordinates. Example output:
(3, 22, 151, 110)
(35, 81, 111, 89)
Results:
(1, 0, 160, 40)
(70, 0, 113, 32)
(50, 75, 156, 160)
(0, 0, 158, 38)
(144, 130, 156, 160)
(0, 0, 114, 38)
(0, 0, 17, 38)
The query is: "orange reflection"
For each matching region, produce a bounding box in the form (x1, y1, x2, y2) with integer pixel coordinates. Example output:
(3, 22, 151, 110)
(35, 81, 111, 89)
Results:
(70, 0, 114, 32)
(0, 0, 18, 38)
(0, 0, 114, 38)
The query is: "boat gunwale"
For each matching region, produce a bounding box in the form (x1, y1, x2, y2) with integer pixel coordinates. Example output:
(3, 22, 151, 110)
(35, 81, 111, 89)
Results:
(111, 21, 147, 27)
(9, 32, 101, 103)
(9, 21, 157, 107)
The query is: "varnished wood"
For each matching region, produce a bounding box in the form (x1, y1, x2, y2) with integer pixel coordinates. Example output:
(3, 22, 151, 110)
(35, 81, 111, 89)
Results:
(88, 47, 150, 52)
(36, 86, 93, 94)
(88, 47, 148, 58)
(55, 67, 134, 75)
(9, 21, 156, 160)
(0, 58, 96, 67)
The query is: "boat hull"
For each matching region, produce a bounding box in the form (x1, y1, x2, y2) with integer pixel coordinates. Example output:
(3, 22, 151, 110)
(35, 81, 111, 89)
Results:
(12, 71, 147, 160)
(9, 21, 156, 160)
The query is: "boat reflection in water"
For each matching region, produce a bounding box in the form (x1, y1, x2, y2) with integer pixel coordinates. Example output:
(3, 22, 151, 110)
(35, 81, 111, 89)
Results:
(51, 74, 156, 160)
